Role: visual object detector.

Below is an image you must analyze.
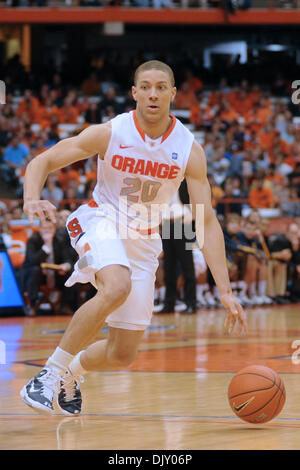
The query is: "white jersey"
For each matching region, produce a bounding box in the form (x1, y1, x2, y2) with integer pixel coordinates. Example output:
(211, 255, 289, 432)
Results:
(92, 110, 194, 230)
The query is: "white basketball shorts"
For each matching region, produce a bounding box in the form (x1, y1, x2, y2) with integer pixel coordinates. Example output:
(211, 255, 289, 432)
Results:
(65, 202, 162, 331)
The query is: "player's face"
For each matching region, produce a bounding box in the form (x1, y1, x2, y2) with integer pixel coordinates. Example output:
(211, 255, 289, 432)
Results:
(132, 69, 176, 122)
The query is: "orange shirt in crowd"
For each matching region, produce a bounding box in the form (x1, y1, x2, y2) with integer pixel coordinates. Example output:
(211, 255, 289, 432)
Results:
(85, 170, 97, 183)
(208, 90, 224, 107)
(186, 76, 203, 92)
(249, 187, 275, 208)
(265, 173, 283, 187)
(258, 129, 276, 152)
(257, 107, 272, 126)
(220, 108, 239, 124)
(17, 97, 40, 118)
(58, 169, 80, 191)
(232, 96, 253, 116)
(82, 78, 101, 96)
(58, 105, 79, 124)
(35, 104, 60, 129)
(174, 90, 198, 110)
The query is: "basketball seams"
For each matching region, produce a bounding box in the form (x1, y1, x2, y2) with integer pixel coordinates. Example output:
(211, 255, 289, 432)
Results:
(240, 371, 281, 418)
(229, 368, 286, 423)
(228, 371, 277, 400)
(268, 377, 286, 421)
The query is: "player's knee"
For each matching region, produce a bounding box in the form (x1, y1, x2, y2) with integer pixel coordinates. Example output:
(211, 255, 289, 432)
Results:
(108, 346, 137, 367)
(97, 269, 131, 307)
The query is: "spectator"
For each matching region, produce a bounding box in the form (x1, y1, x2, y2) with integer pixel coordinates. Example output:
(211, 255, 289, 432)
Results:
(159, 187, 197, 314)
(0, 134, 30, 187)
(249, 176, 275, 208)
(223, 213, 252, 306)
(58, 166, 81, 192)
(281, 187, 300, 217)
(58, 97, 80, 124)
(82, 72, 101, 97)
(267, 225, 292, 303)
(174, 81, 198, 110)
(236, 217, 272, 305)
(16, 89, 40, 122)
(288, 161, 300, 194)
(41, 174, 64, 207)
(21, 220, 78, 316)
(84, 102, 102, 124)
(286, 223, 300, 302)
(100, 87, 124, 116)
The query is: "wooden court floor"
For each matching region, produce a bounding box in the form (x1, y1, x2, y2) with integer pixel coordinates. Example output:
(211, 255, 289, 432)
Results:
(1, 303, 300, 450)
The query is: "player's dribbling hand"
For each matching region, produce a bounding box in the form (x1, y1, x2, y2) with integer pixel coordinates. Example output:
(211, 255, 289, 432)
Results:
(23, 200, 57, 225)
(220, 292, 248, 336)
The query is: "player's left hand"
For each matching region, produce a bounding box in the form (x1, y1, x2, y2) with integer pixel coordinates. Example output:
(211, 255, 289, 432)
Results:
(220, 292, 248, 336)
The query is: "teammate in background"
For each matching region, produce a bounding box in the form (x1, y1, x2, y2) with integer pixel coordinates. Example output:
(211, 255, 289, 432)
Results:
(20, 60, 247, 416)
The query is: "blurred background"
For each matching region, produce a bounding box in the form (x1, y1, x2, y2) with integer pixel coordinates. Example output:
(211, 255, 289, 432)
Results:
(0, 0, 300, 316)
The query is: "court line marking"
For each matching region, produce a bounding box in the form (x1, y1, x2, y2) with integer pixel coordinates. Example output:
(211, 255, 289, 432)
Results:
(1, 412, 300, 429)
(11, 359, 300, 374)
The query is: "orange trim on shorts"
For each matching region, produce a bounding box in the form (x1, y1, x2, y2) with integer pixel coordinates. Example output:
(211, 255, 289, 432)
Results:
(136, 226, 159, 236)
(88, 198, 98, 208)
(84, 243, 91, 253)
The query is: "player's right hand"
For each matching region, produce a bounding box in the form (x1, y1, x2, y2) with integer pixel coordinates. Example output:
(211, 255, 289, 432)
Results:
(23, 199, 57, 225)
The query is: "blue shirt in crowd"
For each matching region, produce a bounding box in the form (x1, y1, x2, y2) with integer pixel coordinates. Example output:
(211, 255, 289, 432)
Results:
(3, 143, 30, 167)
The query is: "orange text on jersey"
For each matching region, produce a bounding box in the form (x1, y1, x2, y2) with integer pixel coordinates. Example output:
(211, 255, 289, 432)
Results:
(111, 155, 180, 180)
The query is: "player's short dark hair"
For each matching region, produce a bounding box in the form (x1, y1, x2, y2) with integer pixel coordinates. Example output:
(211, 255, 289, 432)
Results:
(134, 60, 175, 87)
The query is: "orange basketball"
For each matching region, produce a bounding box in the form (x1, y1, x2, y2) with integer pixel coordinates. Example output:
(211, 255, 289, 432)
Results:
(228, 365, 286, 424)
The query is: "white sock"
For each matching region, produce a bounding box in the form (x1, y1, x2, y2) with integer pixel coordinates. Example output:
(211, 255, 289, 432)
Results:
(159, 286, 165, 301)
(249, 282, 257, 297)
(196, 284, 205, 297)
(258, 280, 267, 296)
(237, 280, 247, 295)
(46, 347, 74, 376)
(68, 351, 88, 377)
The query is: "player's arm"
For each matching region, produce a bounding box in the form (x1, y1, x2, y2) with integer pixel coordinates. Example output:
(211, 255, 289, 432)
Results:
(185, 140, 247, 336)
(23, 123, 111, 224)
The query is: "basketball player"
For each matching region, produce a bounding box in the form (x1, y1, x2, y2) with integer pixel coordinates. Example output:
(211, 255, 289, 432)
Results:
(20, 61, 247, 416)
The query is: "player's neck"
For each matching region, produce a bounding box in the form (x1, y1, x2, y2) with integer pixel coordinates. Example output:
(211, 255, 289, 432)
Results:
(135, 109, 172, 140)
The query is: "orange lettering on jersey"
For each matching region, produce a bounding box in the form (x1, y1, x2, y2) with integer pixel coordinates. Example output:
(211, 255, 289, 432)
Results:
(112, 154, 123, 170)
(122, 157, 136, 173)
(157, 164, 169, 179)
(133, 159, 145, 175)
(168, 166, 180, 179)
(111, 155, 180, 180)
(145, 160, 158, 177)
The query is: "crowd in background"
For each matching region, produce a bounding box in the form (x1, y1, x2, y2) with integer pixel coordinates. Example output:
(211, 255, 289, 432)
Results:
(0, 0, 251, 9)
(0, 52, 300, 315)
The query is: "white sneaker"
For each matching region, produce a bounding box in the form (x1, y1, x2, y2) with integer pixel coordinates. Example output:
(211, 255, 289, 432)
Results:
(250, 295, 265, 306)
(57, 370, 84, 416)
(259, 295, 274, 305)
(197, 294, 208, 308)
(153, 302, 164, 313)
(175, 301, 187, 312)
(204, 291, 218, 307)
(20, 367, 60, 414)
(237, 293, 254, 307)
